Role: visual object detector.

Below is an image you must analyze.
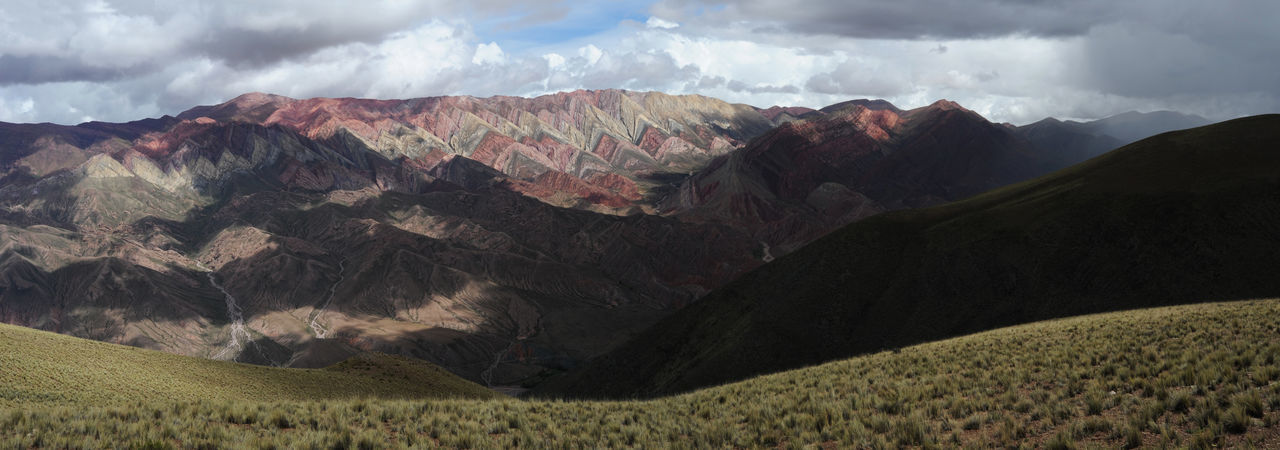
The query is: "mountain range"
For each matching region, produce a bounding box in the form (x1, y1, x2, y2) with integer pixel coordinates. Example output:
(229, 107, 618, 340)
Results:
(0, 89, 1215, 387)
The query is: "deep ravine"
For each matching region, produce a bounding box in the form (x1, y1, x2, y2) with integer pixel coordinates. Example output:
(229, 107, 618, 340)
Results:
(201, 263, 276, 365)
(309, 258, 347, 339)
(480, 339, 519, 387)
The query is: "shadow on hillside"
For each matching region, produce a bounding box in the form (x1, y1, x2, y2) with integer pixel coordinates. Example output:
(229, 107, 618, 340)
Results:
(0, 122, 772, 385)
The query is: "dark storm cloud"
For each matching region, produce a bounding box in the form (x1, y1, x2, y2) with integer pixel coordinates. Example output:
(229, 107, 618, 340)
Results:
(0, 0, 596, 124)
(0, 0, 566, 83)
(655, 0, 1117, 39)
(696, 75, 726, 89)
(0, 54, 152, 84)
(191, 26, 399, 69)
(1078, 9, 1280, 99)
(182, 0, 559, 68)
(116, 2, 437, 68)
(727, 80, 799, 94)
(804, 59, 909, 98)
(662, 0, 1280, 109)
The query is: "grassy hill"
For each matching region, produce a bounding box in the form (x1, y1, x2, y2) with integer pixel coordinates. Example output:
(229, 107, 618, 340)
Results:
(0, 322, 498, 408)
(538, 114, 1280, 398)
(2, 300, 1278, 448)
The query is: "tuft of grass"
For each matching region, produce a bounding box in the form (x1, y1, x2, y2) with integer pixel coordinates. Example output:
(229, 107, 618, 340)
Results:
(1084, 390, 1108, 415)
(1233, 390, 1265, 418)
(1168, 391, 1192, 413)
(1222, 406, 1251, 434)
(266, 411, 292, 430)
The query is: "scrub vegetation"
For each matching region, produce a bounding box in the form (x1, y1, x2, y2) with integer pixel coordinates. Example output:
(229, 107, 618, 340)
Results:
(4, 299, 1279, 448)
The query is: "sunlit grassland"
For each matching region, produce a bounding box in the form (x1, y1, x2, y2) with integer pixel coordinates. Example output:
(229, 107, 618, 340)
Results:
(0, 323, 498, 408)
(4, 299, 1280, 448)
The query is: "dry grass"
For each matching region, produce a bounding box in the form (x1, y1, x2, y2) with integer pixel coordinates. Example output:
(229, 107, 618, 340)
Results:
(0, 323, 498, 408)
(4, 299, 1280, 447)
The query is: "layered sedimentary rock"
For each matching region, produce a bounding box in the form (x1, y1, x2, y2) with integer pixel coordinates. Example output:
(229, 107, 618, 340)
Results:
(0, 90, 768, 385)
(176, 90, 773, 214)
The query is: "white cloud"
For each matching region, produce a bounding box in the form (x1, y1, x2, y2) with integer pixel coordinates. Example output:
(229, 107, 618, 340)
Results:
(543, 53, 566, 68)
(577, 45, 604, 65)
(645, 17, 678, 29)
(473, 42, 507, 65)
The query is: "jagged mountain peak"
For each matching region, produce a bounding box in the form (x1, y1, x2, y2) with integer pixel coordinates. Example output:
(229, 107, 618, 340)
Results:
(898, 99, 994, 130)
(1028, 116, 1064, 125)
(177, 92, 295, 123)
(913, 98, 975, 115)
(228, 92, 296, 108)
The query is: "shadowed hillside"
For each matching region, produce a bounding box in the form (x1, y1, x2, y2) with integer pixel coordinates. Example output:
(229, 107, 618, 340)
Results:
(541, 114, 1280, 398)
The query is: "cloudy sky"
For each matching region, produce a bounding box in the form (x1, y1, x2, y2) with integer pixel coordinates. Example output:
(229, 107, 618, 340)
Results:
(0, 0, 1276, 125)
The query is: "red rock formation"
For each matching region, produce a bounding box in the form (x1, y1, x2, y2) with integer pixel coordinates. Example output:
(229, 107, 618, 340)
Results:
(133, 119, 219, 159)
(165, 90, 774, 211)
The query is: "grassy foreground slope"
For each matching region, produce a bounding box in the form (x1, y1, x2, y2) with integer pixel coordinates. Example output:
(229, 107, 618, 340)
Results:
(0, 323, 498, 407)
(541, 114, 1280, 398)
(2, 300, 1279, 448)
